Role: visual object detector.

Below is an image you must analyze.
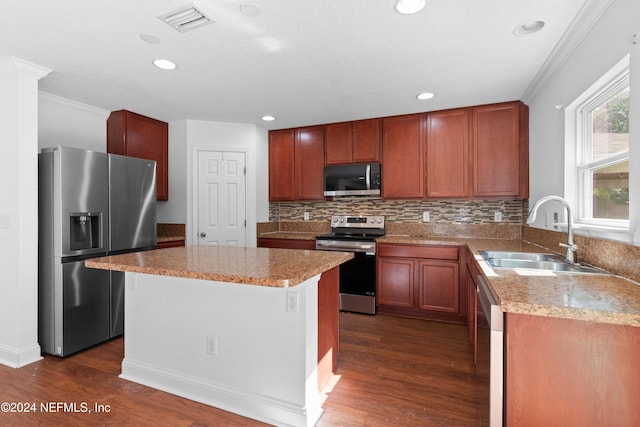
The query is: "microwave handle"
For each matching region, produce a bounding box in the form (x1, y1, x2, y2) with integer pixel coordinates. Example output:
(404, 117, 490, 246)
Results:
(366, 164, 371, 190)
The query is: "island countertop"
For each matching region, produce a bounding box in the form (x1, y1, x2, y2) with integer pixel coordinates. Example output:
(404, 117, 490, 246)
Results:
(86, 245, 353, 288)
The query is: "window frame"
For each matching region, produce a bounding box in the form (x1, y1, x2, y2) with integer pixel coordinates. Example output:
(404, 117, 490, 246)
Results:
(565, 55, 630, 231)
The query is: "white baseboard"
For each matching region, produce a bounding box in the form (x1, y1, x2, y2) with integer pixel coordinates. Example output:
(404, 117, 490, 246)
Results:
(0, 343, 42, 368)
(120, 358, 322, 427)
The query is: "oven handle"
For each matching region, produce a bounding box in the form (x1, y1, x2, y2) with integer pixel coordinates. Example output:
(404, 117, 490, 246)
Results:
(315, 240, 376, 253)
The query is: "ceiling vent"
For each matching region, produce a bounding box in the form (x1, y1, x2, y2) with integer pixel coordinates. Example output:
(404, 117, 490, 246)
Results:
(159, 5, 214, 33)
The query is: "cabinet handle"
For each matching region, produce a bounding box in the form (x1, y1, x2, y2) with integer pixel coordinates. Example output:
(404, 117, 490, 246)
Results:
(200, 232, 207, 238)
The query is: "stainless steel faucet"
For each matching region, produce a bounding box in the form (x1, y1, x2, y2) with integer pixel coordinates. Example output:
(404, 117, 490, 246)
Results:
(526, 196, 578, 263)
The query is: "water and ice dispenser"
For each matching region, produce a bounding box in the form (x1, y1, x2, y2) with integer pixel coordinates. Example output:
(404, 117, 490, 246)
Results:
(69, 212, 102, 251)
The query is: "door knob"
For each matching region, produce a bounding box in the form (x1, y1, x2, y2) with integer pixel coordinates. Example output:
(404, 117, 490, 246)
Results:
(200, 232, 206, 238)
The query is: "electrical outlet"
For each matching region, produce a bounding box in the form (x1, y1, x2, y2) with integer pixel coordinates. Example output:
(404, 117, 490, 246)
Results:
(286, 291, 298, 313)
(553, 212, 559, 223)
(303, 212, 309, 221)
(494, 211, 502, 222)
(206, 336, 218, 356)
(422, 211, 430, 222)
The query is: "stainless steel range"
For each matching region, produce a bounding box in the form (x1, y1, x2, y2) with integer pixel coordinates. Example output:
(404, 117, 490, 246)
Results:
(315, 215, 385, 315)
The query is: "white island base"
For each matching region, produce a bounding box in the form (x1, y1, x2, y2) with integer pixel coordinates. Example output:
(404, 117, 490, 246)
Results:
(120, 272, 322, 427)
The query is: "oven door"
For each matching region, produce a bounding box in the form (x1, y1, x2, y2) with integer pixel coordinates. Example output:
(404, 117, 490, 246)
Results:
(340, 252, 376, 296)
(315, 239, 377, 314)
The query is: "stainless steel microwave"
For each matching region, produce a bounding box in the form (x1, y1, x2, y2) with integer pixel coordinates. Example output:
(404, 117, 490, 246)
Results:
(324, 163, 381, 197)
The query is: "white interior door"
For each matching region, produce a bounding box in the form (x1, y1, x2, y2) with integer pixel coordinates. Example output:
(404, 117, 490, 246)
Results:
(197, 150, 246, 246)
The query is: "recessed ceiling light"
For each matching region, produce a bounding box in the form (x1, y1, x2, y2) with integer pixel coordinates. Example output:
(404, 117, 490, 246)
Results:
(153, 59, 177, 70)
(240, 4, 261, 17)
(513, 20, 545, 36)
(140, 34, 161, 44)
(417, 92, 435, 100)
(395, 0, 426, 15)
(261, 115, 276, 121)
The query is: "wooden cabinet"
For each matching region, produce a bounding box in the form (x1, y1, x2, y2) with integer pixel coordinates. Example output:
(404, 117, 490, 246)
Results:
(325, 119, 380, 165)
(472, 101, 529, 198)
(107, 110, 169, 201)
(157, 239, 185, 249)
(268, 129, 295, 201)
(425, 108, 470, 198)
(256, 238, 315, 250)
(381, 114, 425, 199)
(377, 257, 415, 308)
(505, 313, 640, 426)
(295, 126, 325, 200)
(268, 126, 324, 201)
(376, 243, 464, 323)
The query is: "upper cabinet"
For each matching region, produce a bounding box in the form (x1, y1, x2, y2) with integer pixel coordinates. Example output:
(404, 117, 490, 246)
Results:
(325, 119, 381, 165)
(472, 101, 529, 198)
(269, 126, 325, 201)
(268, 129, 296, 201)
(382, 114, 425, 199)
(267, 100, 529, 202)
(425, 108, 470, 198)
(107, 110, 169, 201)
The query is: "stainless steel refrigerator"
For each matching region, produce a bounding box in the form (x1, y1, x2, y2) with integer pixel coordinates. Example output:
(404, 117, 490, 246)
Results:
(38, 146, 156, 357)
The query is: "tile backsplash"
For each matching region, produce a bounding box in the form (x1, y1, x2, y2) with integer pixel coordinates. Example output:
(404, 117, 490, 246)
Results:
(269, 198, 528, 224)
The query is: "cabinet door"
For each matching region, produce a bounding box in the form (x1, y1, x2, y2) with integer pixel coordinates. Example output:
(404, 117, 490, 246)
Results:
(268, 129, 295, 201)
(426, 108, 470, 198)
(353, 118, 381, 163)
(472, 102, 527, 197)
(295, 126, 325, 200)
(325, 122, 353, 165)
(417, 260, 459, 314)
(257, 238, 315, 250)
(382, 114, 425, 199)
(377, 257, 415, 307)
(107, 110, 169, 201)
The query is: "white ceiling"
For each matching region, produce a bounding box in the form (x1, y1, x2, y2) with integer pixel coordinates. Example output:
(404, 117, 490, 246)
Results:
(1, 0, 593, 130)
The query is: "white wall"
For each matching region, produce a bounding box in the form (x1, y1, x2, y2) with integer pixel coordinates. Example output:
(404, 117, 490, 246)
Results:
(38, 92, 108, 152)
(525, 0, 640, 244)
(182, 120, 269, 246)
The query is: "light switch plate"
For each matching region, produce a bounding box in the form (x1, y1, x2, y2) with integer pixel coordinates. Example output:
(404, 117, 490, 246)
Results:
(422, 211, 430, 222)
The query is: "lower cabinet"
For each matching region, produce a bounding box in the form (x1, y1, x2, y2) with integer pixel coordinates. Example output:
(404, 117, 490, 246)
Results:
(256, 237, 315, 250)
(505, 313, 640, 426)
(376, 243, 465, 323)
(157, 239, 185, 249)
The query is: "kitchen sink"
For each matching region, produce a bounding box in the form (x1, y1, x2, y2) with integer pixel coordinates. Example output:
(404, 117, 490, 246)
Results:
(479, 251, 564, 262)
(479, 251, 609, 275)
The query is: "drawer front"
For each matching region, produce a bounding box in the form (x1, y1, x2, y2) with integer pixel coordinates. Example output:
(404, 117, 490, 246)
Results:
(377, 243, 459, 261)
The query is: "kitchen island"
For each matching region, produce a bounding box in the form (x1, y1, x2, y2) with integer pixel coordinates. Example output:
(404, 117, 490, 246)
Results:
(86, 245, 353, 427)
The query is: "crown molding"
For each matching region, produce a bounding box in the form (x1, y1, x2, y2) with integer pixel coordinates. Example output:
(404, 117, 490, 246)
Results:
(39, 91, 109, 117)
(521, 0, 616, 103)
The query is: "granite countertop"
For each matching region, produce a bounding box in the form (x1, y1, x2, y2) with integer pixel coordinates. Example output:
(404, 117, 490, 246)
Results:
(380, 235, 640, 327)
(257, 231, 640, 326)
(86, 245, 353, 288)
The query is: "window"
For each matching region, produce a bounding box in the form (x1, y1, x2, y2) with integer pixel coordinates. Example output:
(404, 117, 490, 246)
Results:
(567, 55, 630, 230)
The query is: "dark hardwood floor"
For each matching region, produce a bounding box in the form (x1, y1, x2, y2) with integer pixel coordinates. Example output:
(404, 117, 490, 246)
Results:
(0, 313, 487, 426)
